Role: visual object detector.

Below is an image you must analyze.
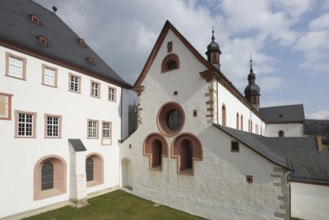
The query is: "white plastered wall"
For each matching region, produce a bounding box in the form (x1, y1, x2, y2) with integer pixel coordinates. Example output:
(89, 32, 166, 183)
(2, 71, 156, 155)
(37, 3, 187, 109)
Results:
(265, 123, 303, 137)
(217, 82, 265, 135)
(0, 46, 122, 218)
(120, 29, 287, 220)
(291, 182, 329, 220)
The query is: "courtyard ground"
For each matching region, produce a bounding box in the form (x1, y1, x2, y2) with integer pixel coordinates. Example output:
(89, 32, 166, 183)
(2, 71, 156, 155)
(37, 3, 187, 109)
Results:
(24, 190, 204, 220)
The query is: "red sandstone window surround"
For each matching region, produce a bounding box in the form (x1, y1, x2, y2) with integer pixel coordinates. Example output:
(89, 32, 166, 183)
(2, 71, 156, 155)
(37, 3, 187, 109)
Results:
(86, 153, 104, 187)
(0, 93, 13, 120)
(161, 53, 180, 73)
(5, 52, 27, 80)
(33, 156, 67, 200)
(157, 102, 185, 137)
(143, 133, 168, 171)
(171, 133, 203, 175)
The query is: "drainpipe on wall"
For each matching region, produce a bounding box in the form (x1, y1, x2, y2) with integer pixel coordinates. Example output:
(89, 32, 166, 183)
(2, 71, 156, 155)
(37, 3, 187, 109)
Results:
(216, 81, 219, 124)
(287, 161, 295, 220)
(120, 88, 123, 141)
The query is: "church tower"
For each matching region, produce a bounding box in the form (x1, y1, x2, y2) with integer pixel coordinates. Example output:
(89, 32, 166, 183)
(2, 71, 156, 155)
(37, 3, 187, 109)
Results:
(206, 28, 222, 69)
(244, 54, 261, 111)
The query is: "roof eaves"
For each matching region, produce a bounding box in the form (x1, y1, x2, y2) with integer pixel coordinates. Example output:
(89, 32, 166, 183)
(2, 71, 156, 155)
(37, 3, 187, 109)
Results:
(213, 124, 292, 170)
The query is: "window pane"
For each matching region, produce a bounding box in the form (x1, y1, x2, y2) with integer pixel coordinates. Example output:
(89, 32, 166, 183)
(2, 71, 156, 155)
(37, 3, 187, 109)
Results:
(44, 68, 55, 86)
(18, 113, 34, 137)
(41, 162, 54, 190)
(0, 95, 8, 118)
(86, 158, 94, 181)
(88, 120, 97, 138)
(46, 116, 60, 137)
(102, 122, 110, 138)
(9, 56, 23, 78)
(166, 110, 182, 131)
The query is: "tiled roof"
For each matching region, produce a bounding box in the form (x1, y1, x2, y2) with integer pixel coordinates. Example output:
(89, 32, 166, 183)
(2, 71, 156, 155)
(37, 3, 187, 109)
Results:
(0, 0, 130, 88)
(259, 104, 305, 123)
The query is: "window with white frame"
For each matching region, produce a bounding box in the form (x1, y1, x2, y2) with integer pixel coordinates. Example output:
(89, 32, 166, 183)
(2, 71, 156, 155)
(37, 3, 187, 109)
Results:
(16, 111, 36, 137)
(102, 121, 111, 145)
(42, 65, 57, 87)
(45, 115, 61, 138)
(0, 93, 12, 120)
(88, 120, 98, 138)
(91, 81, 100, 98)
(108, 87, 116, 102)
(6, 52, 26, 80)
(69, 74, 81, 92)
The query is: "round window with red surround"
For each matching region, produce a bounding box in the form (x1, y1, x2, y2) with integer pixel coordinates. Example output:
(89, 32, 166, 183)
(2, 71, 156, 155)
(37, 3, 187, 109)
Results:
(157, 102, 185, 136)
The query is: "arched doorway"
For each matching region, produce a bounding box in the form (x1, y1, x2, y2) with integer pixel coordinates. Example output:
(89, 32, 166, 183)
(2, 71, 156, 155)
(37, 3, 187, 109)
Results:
(121, 158, 133, 190)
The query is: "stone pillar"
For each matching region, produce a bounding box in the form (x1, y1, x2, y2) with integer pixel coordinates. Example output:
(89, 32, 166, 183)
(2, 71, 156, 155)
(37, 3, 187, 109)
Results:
(68, 139, 88, 208)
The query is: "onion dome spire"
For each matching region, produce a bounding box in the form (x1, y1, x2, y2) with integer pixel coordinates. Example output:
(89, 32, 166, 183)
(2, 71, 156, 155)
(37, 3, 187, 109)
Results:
(206, 27, 222, 69)
(244, 53, 261, 111)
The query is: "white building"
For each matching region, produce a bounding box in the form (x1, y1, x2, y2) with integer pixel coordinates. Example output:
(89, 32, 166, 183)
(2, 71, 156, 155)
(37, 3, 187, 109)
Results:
(119, 21, 329, 220)
(0, 1, 130, 219)
(0, 1, 328, 220)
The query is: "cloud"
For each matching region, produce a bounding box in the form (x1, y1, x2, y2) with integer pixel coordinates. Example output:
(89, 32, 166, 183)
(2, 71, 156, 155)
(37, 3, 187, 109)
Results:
(307, 110, 329, 120)
(258, 76, 283, 93)
(309, 13, 329, 30)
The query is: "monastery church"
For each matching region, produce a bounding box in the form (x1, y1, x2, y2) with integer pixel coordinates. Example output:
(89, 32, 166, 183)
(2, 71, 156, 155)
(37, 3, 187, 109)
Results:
(1, 1, 328, 220)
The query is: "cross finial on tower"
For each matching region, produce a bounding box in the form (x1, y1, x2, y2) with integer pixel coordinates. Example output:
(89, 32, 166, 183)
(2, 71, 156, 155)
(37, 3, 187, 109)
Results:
(250, 52, 253, 71)
(212, 26, 215, 41)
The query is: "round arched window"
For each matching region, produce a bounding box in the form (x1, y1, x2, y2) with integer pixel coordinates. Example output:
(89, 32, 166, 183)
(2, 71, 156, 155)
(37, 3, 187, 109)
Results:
(157, 102, 185, 136)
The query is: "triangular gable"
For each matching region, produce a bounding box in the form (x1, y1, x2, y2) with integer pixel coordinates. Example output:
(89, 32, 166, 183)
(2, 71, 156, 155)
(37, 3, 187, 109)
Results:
(133, 21, 264, 120)
(133, 20, 214, 88)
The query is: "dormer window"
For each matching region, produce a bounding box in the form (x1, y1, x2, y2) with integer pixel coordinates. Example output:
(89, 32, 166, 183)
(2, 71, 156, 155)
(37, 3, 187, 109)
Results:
(31, 15, 40, 24)
(87, 57, 95, 65)
(161, 53, 180, 73)
(79, 39, 86, 47)
(38, 36, 48, 46)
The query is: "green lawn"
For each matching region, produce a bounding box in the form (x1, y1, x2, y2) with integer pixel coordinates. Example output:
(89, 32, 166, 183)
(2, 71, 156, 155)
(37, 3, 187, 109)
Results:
(24, 190, 204, 220)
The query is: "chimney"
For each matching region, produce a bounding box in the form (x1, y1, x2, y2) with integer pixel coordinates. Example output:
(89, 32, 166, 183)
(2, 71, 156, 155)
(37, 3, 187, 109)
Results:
(316, 132, 323, 152)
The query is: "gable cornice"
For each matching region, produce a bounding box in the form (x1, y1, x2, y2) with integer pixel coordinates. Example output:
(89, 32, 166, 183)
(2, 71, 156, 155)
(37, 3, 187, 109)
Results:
(133, 20, 214, 88)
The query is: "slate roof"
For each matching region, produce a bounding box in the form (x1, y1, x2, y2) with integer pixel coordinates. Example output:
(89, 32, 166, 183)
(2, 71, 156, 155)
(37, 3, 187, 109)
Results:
(214, 124, 329, 185)
(214, 124, 292, 169)
(254, 136, 317, 151)
(0, 0, 130, 88)
(275, 150, 329, 185)
(68, 139, 87, 152)
(259, 104, 305, 123)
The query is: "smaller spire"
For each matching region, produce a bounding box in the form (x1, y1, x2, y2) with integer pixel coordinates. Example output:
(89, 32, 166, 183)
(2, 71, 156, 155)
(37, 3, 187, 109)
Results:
(249, 52, 253, 72)
(212, 26, 215, 42)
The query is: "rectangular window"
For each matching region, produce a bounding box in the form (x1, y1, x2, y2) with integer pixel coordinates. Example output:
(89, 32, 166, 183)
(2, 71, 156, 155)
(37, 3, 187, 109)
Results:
(88, 120, 98, 138)
(102, 121, 112, 145)
(45, 114, 62, 138)
(6, 52, 27, 80)
(91, 81, 100, 98)
(0, 93, 13, 120)
(42, 65, 58, 87)
(108, 87, 116, 102)
(69, 74, 81, 93)
(231, 141, 240, 152)
(15, 111, 37, 138)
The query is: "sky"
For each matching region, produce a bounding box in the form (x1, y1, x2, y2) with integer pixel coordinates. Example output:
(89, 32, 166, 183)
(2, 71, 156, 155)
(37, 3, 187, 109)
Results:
(34, 0, 329, 120)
